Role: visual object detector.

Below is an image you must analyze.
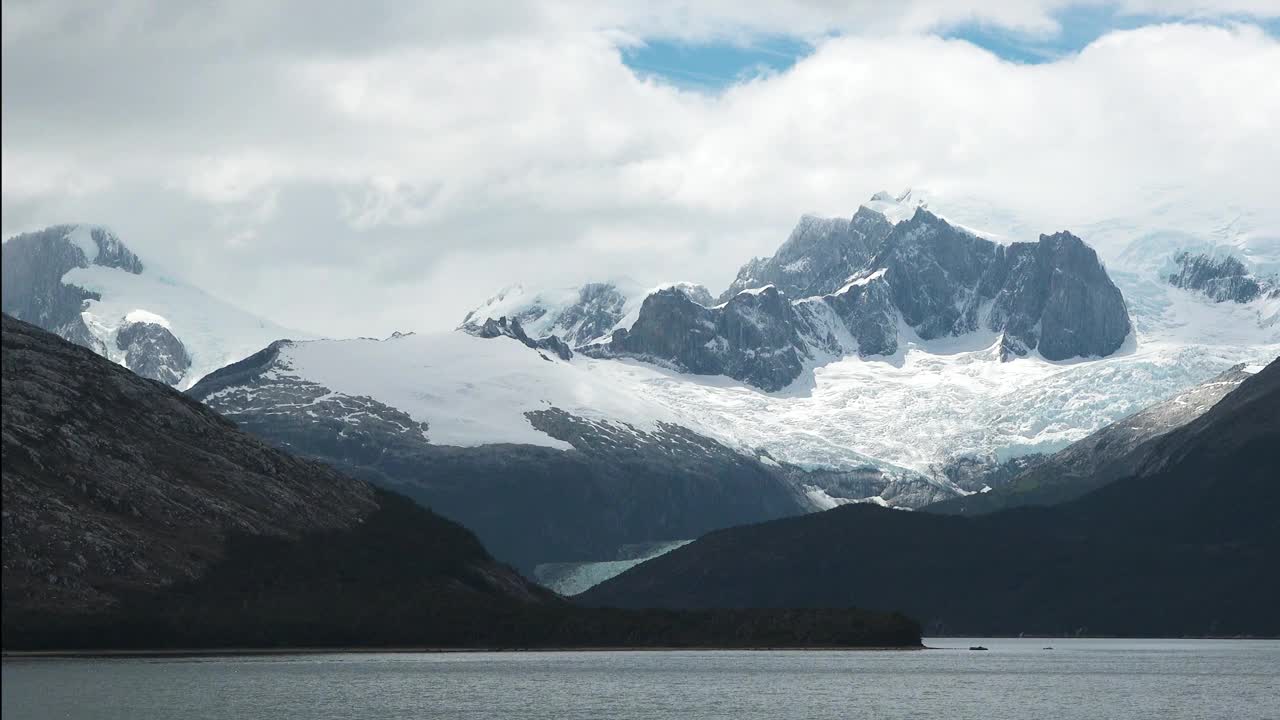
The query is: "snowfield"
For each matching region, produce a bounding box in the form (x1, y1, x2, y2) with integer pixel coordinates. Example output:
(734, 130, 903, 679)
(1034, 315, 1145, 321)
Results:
(64, 262, 306, 390)
(269, 286, 1275, 481)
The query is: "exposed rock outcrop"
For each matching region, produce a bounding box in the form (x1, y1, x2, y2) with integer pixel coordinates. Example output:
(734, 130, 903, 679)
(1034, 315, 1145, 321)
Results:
(115, 320, 192, 385)
(587, 285, 808, 392)
(1168, 251, 1276, 304)
(463, 316, 574, 361)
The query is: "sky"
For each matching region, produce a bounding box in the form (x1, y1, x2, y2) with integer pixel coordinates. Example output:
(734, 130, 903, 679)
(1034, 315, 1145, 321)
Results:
(2, 0, 1278, 337)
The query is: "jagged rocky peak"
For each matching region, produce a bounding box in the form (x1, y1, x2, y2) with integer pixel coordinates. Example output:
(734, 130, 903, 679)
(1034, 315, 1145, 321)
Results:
(718, 203, 894, 303)
(463, 315, 573, 361)
(597, 206, 1130, 391)
(1003, 230, 1131, 360)
(877, 210, 1130, 360)
(874, 208, 1000, 339)
(1168, 251, 1275, 304)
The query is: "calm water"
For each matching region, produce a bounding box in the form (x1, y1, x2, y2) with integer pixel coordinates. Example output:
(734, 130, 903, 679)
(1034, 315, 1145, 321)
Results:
(4, 638, 1278, 719)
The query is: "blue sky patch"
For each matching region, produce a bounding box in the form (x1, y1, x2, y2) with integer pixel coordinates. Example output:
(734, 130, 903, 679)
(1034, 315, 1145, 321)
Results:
(945, 5, 1280, 64)
(621, 35, 814, 90)
(621, 6, 1279, 89)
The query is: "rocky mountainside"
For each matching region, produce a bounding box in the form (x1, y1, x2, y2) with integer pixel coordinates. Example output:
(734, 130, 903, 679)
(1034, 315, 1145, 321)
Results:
(718, 206, 894, 302)
(2, 314, 922, 651)
(580, 358, 1280, 637)
(1168, 251, 1278, 305)
(926, 364, 1255, 515)
(471, 201, 1132, 392)
(1, 225, 297, 388)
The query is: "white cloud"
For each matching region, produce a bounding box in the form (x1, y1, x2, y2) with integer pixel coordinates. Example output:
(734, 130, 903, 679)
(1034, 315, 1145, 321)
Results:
(2, 1, 1277, 336)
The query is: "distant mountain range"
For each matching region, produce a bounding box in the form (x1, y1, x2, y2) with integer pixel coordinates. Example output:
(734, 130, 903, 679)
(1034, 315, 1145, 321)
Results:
(4, 189, 1277, 585)
(580, 359, 1280, 637)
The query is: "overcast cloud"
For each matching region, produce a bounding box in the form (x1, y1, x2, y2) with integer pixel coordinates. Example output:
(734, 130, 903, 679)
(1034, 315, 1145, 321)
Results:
(3, 0, 1278, 336)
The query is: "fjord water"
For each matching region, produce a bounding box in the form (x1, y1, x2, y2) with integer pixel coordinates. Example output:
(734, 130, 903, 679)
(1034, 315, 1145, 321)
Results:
(4, 639, 1276, 719)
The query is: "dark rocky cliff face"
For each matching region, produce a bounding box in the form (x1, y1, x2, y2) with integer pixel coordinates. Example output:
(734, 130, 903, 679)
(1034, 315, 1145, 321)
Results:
(875, 212, 1130, 360)
(1168, 252, 1275, 304)
(463, 315, 574, 361)
(115, 321, 193, 385)
(991, 230, 1131, 359)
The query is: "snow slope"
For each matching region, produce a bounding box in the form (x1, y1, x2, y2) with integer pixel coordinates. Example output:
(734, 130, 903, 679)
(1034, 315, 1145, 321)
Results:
(64, 252, 306, 390)
(270, 331, 702, 450)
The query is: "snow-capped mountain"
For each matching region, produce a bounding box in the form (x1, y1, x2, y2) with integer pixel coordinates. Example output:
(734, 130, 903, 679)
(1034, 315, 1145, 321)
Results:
(583, 210, 1131, 391)
(1, 225, 303, 388)
(449, 189, 1277, 511)
(18, 188, 1273, 582)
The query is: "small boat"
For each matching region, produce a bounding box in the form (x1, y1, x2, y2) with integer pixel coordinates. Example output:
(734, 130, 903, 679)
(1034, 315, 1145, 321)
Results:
(1043, 647, 1054, 650)
(969, 645, 988, 651)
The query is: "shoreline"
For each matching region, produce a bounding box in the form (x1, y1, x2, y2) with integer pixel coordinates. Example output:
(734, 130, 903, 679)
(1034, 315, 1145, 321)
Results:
(3, 645, 923, 659)
(7, 636, 1275, 659)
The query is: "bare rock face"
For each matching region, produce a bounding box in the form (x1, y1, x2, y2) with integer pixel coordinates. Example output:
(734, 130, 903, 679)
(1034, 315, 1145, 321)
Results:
(463, 315, 573, 361)
(990, 230, 1132, 360)
(1168, 251, 1276, 304)
(588, 285, 809, 392)
(115, 321, 193, 385)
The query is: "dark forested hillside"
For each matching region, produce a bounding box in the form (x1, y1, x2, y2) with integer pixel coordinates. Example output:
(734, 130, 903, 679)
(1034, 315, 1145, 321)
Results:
(582, 360, 1280, 637)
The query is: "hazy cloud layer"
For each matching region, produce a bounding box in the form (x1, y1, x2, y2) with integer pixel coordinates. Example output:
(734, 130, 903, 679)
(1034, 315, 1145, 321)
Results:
(3, 1, 1278, 335)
